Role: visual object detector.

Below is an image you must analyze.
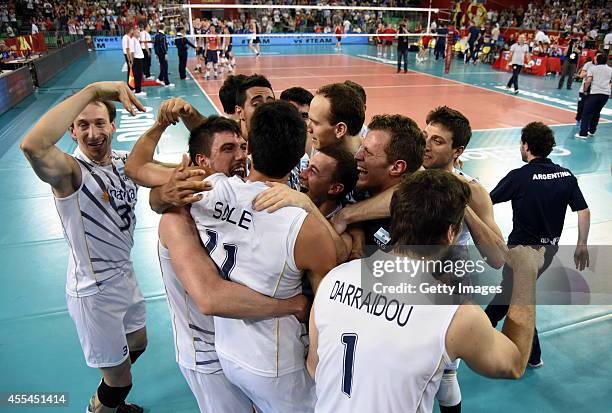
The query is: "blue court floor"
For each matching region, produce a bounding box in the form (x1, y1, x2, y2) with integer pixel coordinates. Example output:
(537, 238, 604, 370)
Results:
(0, 44, 610, 412)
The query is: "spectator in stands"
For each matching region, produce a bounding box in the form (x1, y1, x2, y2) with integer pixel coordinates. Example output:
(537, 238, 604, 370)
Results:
(558, 38, 581, 89)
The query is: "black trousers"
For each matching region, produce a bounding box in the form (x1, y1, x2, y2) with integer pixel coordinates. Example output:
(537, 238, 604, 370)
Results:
(576, 92, 586, 121)
(123, 53, 131, 85)
(143, 49, 151, 78)
(434, 40, 446, 60)
(132, 58, 143, 93)
(558, 61, 576, 89)
(579, 94, 610, 136)
(157, 53, 169, 85)
(178, 51, 188, 79)
(506, 64, 523, 91)
(466, 41, 478, 62)
(484, 245, 558, 364)
(397, 47, 408, 72)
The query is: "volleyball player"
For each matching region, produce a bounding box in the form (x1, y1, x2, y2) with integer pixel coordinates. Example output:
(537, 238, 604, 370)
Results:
(308, 169, 545, 412)
(307, 83, 365, 155)
(335, 21, 343, 51)
(189, 101, 336, 413)
(221, 21, 235, 73)
(248, 19, 261, 58)
(20, 81, 147, 413)
(193, 19, 206, 73)
(375, 22, 384, 57)
(204, 25, 221, 80)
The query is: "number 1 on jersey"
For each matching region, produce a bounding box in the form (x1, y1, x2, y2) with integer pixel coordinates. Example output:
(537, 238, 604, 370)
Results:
(341, 333, 358, 398)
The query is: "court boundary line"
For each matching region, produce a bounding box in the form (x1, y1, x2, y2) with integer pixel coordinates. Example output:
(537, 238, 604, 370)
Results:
(351, 54, 600, 120)
(187, 67, 222, 115)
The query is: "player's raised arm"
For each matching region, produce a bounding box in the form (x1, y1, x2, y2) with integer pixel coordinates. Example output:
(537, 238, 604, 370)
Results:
(21, 81, 144, 196)
(446, 245, 544, 379)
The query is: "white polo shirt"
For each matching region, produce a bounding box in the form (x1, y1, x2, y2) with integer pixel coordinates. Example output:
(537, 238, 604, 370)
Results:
(130, 36, 144, 59)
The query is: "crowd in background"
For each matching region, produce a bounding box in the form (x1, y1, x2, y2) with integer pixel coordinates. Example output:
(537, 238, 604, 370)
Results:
(2, 0, 610, 58)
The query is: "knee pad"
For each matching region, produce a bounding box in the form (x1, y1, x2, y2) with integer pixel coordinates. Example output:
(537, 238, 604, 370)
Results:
(436, 370, 462, 407)
(97, 379, 132, 408)
(129, 348, 145, 364)
(206, 62, 213, 69)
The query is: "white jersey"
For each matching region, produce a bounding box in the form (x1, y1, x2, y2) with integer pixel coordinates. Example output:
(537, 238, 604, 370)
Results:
(140, 30, 151, 50)
(158, 242, 222, 374)
(130, 36, 144, 59)
(453, 167, 477, 246)
(54, 148, 137, 297)
(121, 34, 130, 54)
(313, 258, 458, 413)
(190, 173, 309, 377)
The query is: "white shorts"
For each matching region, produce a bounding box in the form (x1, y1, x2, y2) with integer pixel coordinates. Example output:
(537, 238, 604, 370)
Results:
(220, 357, 315, 413)
(66, 272, 146, 368)
(179, 365, 253, 413)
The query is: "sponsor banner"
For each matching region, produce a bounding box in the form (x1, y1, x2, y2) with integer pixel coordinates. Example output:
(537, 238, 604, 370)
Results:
(95, 34, 367, 50)
(232, 34, 367, 46)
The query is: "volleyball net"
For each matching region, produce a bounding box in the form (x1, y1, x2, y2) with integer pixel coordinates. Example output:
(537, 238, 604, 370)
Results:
(177, 2, 449, 47)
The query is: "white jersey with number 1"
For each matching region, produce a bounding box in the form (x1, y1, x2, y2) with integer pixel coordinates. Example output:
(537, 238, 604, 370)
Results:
(190, 173, 309, 377)
(313, 257, 458, 413)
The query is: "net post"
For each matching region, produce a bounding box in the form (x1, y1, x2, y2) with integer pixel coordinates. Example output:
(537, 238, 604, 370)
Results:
(444, 25, 455, 74)
(188, 5, 194, 37)
(426, 0, 432, 34)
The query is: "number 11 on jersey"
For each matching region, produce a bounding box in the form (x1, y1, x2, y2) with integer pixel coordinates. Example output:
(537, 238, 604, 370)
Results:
(341, 333, 358, 398)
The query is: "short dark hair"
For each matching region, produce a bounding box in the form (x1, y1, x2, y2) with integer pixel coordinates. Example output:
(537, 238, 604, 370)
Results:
(595, 53, 606, 64)
(318, 144, 358, 200)
(520, 122, 555, 157)
(343, 80, 367, 106)
(249, 101, 306, 179)
(368, 114, 425, 174)
(219, 74, 248, 114)
(316, 83, 365, 136)
(390, 169, 471, 246)
(426, 106, 472, 149)
(235, 74, 273, 108)
(188, 115, 242, 164)
(280, 87, 314, 106)
(158, 23, 164, 30)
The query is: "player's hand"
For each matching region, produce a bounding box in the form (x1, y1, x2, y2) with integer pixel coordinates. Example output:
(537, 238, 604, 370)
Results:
(287, 294, 310, 323)
(90, 81, 145, 116)
(573, 244, 589, 271)
(252, 182, 314, 213)
(158, 154, 213, 208)
(158, 98, 194, 125)
(330, 208, 350, 234)
(500, 243, 545, 273)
